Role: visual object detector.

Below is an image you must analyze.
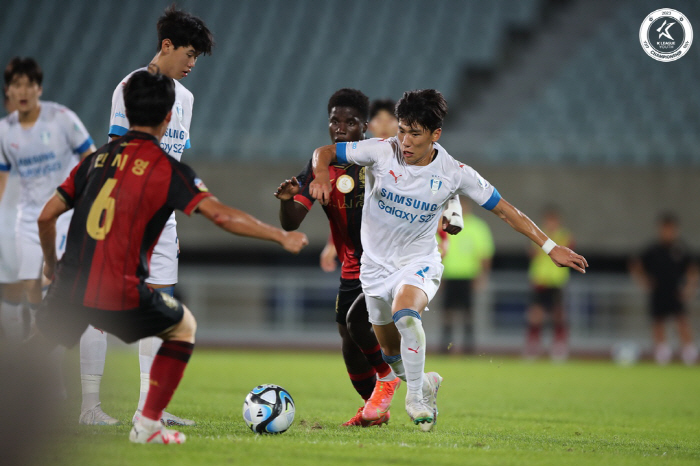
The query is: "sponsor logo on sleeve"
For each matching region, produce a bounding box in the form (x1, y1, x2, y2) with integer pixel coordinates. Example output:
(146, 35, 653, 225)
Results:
(194, 177, 209, 192)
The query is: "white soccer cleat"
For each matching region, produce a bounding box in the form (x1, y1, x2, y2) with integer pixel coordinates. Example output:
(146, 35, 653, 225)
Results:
(133, 409, 196, 426)
(79, 404, 121, 426)
(405, 394, 434, 432)
(129, 418, 186, 445)
(423, 371, 443, 425)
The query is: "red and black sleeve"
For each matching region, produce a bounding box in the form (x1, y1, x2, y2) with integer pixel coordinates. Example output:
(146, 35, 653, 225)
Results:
(166, 159, 214, 215)
(293, 158, 315, 211)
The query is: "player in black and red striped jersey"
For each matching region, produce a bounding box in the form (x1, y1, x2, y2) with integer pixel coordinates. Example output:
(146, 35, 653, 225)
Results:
(35, 70, 308, 444)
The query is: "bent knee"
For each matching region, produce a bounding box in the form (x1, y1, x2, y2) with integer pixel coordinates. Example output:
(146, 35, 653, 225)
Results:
(164, 305, 197, 343)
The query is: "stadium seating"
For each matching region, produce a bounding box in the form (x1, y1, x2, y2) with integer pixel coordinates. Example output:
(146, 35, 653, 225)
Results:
(484, 0, 700, 165)
(0, 0, 542, 160)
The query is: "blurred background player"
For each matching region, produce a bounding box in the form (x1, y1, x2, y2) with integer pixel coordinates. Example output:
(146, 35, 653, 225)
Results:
(106, 5, 214, 427)
(310, 89, 588, 431)
(0, 94, 21, 341)
(523, 206, 574, 361)
(368, 98, 399, 139)
(439, 200, 494, 354)
(0, 57, 95, 407)
(275, 88, 399, 427)
(36, 69, 308, 444)
(631, 213, 699, 365)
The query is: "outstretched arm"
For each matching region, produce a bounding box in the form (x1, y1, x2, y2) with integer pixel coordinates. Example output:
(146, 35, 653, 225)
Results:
(38, 194, 71, 278)
(490, 198, 588, 273)
(196, 197, 308, 254)
(309, 144, 337, 205)
(274, 176, 309, 231)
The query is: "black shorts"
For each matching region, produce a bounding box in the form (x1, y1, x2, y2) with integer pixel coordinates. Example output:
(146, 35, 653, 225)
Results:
(37, 286, 184, 348)
(336, 278, 362, 325)
(650, 293, 685, 320)
(442, 279, 474, 310)
(532, 287, 563, 310)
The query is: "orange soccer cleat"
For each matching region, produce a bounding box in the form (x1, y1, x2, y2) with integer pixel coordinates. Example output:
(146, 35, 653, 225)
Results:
(342, 406, 390, 427)
(362, 376, 401, 422)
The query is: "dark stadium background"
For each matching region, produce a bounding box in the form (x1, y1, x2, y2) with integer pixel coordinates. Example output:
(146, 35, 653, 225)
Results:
(2, 0, 698, 355)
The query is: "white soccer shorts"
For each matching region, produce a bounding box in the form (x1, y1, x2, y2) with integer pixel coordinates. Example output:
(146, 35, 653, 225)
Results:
(0, 227, 18, 283)
(16, 213, 71, 281)
(360, 257, 444, 326)
(147, 215, 179, 285)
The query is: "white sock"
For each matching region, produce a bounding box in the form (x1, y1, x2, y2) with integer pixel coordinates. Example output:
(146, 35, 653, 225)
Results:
(0, 300, 23, 344)
(137, 336, 163, 410)
(378, 368, 397, 382)
(80, 325, 108, 410)
(382, 352, 405, 381)
(81, 374, 102, 411)
(393, 309, 426, 397)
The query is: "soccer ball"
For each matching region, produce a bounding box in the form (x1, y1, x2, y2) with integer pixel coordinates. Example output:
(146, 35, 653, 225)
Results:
(242, 384, 295, 434)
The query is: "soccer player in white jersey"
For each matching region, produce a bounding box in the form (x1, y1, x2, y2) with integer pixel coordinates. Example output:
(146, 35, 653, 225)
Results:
(106, 5, 214, 427)
(0, 57, 96, 399)
(0, 95, 22, 340)
(310, 89, 588, 431)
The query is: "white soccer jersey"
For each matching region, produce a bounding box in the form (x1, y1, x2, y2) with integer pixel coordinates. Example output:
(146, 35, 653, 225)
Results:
(0, 101, 93, 225)
(109, 68, 193, 160)
(0, 115, 20, 282)
(337, 137, 501, 271)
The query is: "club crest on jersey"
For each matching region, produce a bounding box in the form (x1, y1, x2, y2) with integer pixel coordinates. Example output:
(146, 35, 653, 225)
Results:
(429, 179, 443, 194)
(336, 174, 354, 194)
(175, 102, 184, 121)
(194, 177, 209, 192)
(40, 131, 51, 145)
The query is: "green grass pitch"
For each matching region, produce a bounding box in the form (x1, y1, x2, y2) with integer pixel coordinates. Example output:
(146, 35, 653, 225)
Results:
(39, 348, 700, 465)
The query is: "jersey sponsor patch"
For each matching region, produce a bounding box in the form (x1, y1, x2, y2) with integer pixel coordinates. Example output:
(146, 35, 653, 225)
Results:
(194, 177, 209, 192)
(336, 174, 354, 193)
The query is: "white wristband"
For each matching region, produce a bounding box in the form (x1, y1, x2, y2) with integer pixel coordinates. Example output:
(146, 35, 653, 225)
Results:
(541, 238, 557, 255)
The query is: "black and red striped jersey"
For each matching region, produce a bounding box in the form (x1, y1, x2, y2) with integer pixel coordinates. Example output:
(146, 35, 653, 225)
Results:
(54, 130, 212, 310)
(294, 159, 364, 280)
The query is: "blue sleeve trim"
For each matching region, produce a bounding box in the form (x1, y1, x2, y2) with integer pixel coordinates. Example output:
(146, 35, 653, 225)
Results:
(336, 142, 348, 164)
(108, 125, 128, 137)
(0, 163, 10, 171)
(74, 137, 94, 155)
(184, 139, 191, 150)
(481, 187, 501, 211)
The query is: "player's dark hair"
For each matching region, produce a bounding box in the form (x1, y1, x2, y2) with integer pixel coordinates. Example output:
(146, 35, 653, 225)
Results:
(369, 99, 396, 120)
(157, 4, 214, 56)
(327, 88, 370, 121)
(395, 89, 447, 133)
(4, 57, 42, 87)
(124, 69, 175, 127)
